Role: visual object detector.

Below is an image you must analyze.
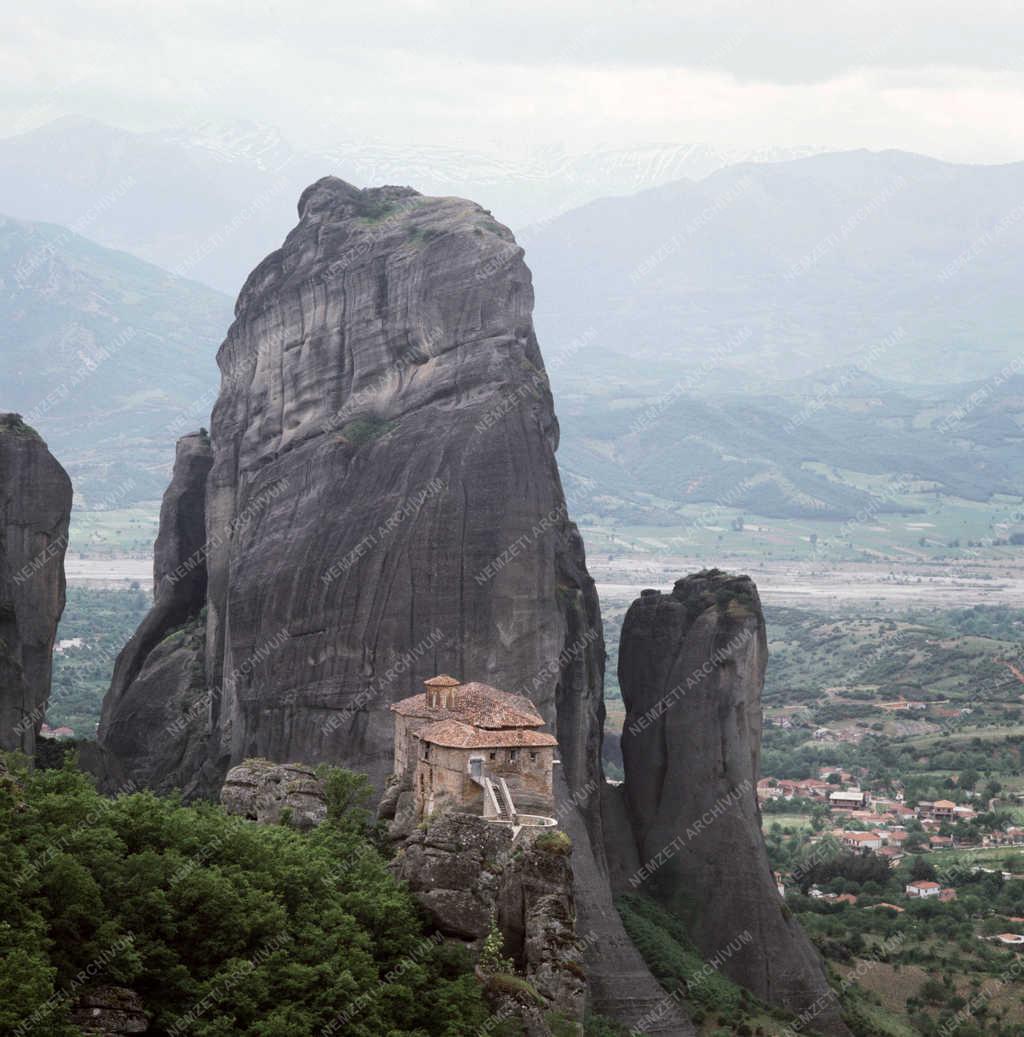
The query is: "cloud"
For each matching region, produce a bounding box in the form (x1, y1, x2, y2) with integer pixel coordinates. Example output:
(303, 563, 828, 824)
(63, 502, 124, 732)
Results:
(1, 1, 1023, 163)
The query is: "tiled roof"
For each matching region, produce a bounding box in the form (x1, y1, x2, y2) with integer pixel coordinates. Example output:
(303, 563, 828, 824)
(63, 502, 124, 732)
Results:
(391, 681, 545, 728)
(424, 674, 461, 686)
(416, 719, 558, 749)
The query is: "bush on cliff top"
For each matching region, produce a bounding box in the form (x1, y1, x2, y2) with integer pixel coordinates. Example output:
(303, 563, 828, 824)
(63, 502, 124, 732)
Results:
(0, 412, 41, 438)
(0, 755, 493, 1036)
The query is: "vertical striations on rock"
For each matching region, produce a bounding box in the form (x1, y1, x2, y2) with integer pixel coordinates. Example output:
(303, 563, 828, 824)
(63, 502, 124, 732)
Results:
(618, 570, 850, 1036)
(0, 414, 71, 757)
(98, 431, 213, 793)
(198, 177, 604, 795)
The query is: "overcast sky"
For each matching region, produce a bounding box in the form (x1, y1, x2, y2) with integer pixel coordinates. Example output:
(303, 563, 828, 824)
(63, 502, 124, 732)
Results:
(2, 1, 1024, 163)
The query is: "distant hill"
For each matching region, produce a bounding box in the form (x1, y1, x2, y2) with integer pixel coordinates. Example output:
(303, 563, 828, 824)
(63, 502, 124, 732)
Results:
(0, 214, 232, 504)
(558, 370, 1024, 522)
(527, 149, 1024, 388)
(5, 144, 1024, 525)
(0, 117, 308, 294)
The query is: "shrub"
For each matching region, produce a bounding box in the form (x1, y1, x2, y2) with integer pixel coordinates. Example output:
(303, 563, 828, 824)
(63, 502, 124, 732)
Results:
(340, 416, 397, 445)
(535, 830, 572, 856)
(0, 755, 492, 1035)
(485, 973, 545, 1005)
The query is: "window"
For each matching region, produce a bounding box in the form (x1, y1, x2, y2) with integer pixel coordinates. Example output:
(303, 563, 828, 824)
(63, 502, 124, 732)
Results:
(489, 751, 496, 760)
(509, 749, 518, 762)
(529, 752, 537, 762)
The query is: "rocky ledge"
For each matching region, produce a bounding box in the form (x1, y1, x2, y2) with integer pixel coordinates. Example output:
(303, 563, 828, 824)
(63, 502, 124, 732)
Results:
(70, 986, 148, 1034)
(390, 812, 586, 1036)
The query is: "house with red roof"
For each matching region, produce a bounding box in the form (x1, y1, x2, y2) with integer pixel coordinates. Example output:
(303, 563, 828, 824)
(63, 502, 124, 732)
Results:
(842, 831, 883, 851)
(391, 674, 557, 820)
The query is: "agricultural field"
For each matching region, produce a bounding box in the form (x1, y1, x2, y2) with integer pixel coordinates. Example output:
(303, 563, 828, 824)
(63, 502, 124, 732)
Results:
(68, 501, 162, 559)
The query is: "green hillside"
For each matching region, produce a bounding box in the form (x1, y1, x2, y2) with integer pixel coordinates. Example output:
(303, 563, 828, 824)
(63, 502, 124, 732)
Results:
(0, 214, 232, 504)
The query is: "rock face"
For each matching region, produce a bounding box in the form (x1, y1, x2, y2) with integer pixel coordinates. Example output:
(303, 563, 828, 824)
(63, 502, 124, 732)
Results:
(103, 178, 604, 799)
(220, 758, 327, 829)
(618, 571, 849, 1036)
(98, 432, 214, 793)
(70, 986, 148, 1034)
(199, 177, 605, 800)
(0, 414, 71, 757)
(391, 812, 585, 1035)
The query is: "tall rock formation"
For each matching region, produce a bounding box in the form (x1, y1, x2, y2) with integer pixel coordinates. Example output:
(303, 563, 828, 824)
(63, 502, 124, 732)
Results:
(0, 414, 71, 757)
(618, 570, 849, 1036)
(100, 179, 688, 1029)
(99, 431, 214, 794)
(200, 177, 603, 794)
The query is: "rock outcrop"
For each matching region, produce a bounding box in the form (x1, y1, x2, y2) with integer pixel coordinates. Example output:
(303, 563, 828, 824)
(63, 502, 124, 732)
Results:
(0, 414, 71, 757)
(70, 986, 148, 1034)
(98, 431, 214, 794)
(618, 571, 849, 1036)
(103, 179, 604, 799)
(220, 758, 327, 829)
(391, 812, 586, 1035)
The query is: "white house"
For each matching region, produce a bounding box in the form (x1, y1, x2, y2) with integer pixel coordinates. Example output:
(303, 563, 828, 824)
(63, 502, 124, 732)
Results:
(905, 880, 941, 898)
(830, 789, 867, 809)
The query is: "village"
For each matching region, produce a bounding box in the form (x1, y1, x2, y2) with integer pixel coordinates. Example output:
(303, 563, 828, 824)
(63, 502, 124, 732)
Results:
(759, 768, 1024, 949)
(759, 769, 1024, 859)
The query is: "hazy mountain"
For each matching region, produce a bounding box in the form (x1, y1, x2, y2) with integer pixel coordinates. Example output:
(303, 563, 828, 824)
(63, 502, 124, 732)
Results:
(6, 144, 1024, 524)
(0, 214, 232, 504)
(0, 116, 820, 292)
(526, 149, 1024, 389)
(0, 117, 313, 294)
(559, 369, 1024, 522)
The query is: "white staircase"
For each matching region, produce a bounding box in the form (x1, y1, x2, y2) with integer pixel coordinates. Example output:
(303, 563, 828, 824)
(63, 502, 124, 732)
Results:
(479, 774, 522, 837)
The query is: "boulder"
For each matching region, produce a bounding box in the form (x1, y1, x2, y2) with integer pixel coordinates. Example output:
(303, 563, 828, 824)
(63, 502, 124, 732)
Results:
(70, 986, 148, 1034)
(219, 758, 326, 829)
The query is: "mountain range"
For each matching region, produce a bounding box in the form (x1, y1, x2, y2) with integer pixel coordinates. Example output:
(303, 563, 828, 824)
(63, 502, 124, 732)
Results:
(4, 131, 1024, 523)
(0, 214, 232, 504)
(526, 148, 1024, 389)
(0, 116, 821, 292)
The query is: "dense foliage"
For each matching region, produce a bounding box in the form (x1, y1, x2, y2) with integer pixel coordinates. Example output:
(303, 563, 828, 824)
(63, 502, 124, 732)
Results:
(48, 586, 152, 736)
(0, 756, 496, 1036)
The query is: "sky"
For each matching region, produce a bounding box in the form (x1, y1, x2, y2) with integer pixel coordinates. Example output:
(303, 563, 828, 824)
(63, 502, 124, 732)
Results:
(2, 1, 1024, 163)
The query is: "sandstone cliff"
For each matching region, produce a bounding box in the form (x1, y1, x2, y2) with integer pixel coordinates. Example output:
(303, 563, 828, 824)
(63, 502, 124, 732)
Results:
(103, 178, 605, 800)
(99, 431, 214, 793)
(0, 414, 71, 757)
(200, 177, 603, 796)
(617, 571, 849, 1036)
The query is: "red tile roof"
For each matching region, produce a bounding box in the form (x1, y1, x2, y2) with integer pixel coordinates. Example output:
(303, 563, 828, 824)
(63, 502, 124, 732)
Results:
(424, 674, 461, 686)
(391, 681, 545, 729)
(417, 719, 558, 749)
